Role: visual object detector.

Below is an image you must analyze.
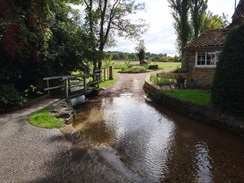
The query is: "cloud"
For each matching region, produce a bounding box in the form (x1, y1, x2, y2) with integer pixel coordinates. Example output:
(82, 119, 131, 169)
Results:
(108, 0, 178, 56)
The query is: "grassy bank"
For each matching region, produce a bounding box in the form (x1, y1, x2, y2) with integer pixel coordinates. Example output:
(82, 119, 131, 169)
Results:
(161, 90, 212, 107)
(28, 107, 66, 128)
(99, 76, 118, 87)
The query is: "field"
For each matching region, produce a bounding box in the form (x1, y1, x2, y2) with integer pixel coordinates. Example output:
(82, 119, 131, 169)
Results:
(112, 61, 181, 70)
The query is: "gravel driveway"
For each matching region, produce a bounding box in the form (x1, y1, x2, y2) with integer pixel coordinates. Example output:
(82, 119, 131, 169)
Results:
(0, 98, 74, 182)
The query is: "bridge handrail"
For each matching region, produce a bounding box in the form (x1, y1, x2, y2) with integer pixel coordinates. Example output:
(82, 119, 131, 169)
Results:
(43, 73, 101, 99)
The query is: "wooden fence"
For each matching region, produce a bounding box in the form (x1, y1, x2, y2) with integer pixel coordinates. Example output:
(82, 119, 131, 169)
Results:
(43, 67, 113, 100)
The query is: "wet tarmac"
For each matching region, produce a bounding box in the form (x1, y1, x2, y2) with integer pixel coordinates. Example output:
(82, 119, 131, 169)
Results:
(70, 94, 244, 183)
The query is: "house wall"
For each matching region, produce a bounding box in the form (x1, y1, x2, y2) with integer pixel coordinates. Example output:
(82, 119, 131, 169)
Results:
(186, 51, 216, 89)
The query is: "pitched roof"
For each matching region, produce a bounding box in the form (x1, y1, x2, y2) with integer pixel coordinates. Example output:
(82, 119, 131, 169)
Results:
(185, 0, 244, 50)
(184, 29, 229, 50)
(227, 0, 244, 29)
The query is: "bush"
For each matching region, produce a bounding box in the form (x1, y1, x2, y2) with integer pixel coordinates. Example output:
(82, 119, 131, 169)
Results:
(171, 67, 187, 73)
(212, 23, 244, 116)
(148, 65, 158, 70)
(120, 66, 146, 73)
(0, 84, 25, 110)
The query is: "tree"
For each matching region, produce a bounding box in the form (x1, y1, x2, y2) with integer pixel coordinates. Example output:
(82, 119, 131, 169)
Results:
(0, 0, 90, 108)
(135, 40, 146, 64)
(168, 0, 192, 68)
(200, 11, 229, 33)
(190, 0, 208, 38)
(82, 0, 148, 71)
(212, 23, 244, 116)
(0, 0, 52, 90)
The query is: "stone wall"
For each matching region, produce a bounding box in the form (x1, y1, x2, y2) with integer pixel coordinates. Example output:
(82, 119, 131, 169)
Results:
(143, 76, 244, 136)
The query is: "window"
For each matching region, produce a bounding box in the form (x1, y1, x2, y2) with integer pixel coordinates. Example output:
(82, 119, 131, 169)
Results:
(195, 51, 220, 67)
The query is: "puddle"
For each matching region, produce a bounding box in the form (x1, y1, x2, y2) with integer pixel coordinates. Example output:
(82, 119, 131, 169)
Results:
(70, 95, 244, 182)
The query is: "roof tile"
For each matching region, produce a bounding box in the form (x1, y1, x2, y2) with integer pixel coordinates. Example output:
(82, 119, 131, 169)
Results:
(185, 29, 228, 49)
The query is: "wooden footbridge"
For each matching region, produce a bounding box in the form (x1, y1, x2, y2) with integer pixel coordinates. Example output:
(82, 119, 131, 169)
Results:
(43, 68, 113, 100)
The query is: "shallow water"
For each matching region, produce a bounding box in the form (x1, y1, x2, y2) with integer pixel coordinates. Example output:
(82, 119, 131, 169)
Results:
(73, 94, 244, 182)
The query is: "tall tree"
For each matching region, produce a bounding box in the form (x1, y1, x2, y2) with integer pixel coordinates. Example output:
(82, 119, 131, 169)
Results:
(190, 0, 208, 39)
(82, 0, 148, 71)
(168, 0, 192, 69)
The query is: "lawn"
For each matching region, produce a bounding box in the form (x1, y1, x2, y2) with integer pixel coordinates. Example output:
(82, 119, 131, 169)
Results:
(161, 89, 212, 107)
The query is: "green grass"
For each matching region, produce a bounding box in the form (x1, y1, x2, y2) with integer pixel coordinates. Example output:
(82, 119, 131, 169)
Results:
(99, 76, 118, 88)
(161, 90, 212, 107)
(28, 107, 66, 128)
(113, 68, 120, 73)
(113, 61, 181, 69)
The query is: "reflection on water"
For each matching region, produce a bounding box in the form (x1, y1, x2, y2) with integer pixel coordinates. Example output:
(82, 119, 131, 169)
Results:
(73, 95, 244, 182)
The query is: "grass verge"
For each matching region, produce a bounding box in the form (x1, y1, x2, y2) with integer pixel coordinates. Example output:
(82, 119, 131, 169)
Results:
(161, 90, 212, 107)
(28, 106, 66, 128)
(99, 76, 118, 88)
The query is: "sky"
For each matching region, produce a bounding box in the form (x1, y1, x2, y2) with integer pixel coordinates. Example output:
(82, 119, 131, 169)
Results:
(106, 0, 240, 56)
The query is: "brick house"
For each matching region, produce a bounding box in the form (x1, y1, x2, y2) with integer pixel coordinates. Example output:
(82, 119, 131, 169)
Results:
(184, 0, 244, 88)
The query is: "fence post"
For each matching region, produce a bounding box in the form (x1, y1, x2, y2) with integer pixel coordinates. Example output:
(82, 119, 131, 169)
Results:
(103, 68, 106, 81)
(65, 78, 69, 99)
(109, 66, 113, 80)
(97, 73, 100, 88)
(83, 76, 86, 95)
(46, 79, 50, 96)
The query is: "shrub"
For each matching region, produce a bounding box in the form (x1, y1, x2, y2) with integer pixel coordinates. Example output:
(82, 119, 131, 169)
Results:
(102, 55, 115, 68)
(171, 67, 187, 73)
(24, 85, 43, 99)
(120, 66, 146, 73)
(0, 84, 25, 109)
(150, 74, 173, 85)
(148, 65, 158, 70)
(212, 23, 244, 116)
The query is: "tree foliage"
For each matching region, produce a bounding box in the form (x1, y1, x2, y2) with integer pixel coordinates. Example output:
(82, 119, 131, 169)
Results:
(200, 11, 229, 33)
(212, 23, 244, 116)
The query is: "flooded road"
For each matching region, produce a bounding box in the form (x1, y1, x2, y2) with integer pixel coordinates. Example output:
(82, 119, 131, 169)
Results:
(72, 93, 244, 183)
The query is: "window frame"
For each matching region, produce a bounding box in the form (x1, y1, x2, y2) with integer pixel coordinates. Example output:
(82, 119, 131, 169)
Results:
(195, 50, 220, 68)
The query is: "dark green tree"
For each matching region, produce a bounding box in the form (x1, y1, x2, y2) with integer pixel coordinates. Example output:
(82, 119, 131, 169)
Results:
(190, 0, 208, 38)
(212, 23, 244, 116)
(168, 0, 192, 68)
